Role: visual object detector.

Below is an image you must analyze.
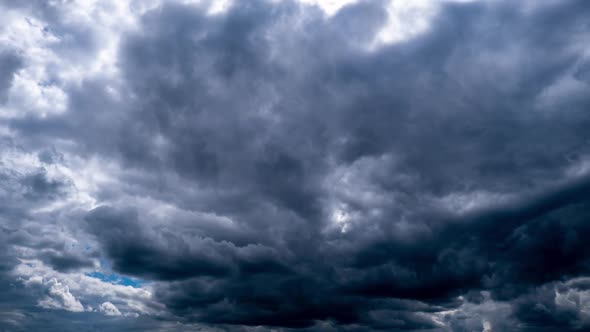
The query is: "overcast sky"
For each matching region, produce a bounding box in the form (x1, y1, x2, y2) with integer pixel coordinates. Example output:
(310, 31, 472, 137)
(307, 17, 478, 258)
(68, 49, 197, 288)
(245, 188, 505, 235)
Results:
(1, 0, 590, 331)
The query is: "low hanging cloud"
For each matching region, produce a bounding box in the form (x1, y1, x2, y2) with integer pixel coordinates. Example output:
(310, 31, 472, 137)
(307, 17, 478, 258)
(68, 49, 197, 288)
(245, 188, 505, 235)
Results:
(1, 0, 590, 331)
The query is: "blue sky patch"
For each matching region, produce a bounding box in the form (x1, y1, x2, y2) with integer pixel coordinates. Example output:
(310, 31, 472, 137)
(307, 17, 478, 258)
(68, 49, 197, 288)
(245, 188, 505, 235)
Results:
(86, 271, 145, 288)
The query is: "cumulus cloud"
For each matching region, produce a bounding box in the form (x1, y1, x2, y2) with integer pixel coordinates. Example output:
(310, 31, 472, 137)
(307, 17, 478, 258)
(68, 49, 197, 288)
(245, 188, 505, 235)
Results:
(36, 278, 85, 312)
(1, 0, 590, 331)
(98, 302, 122, 316)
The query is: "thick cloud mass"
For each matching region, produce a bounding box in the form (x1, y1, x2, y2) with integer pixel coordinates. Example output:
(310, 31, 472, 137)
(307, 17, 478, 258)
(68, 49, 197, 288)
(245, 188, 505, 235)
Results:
(2, 0, 590, 331)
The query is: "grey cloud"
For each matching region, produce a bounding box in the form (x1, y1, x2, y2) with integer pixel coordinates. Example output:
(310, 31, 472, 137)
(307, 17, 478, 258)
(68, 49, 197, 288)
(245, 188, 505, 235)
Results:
(85, 205, 289, 280)
(0, 49, 22, 103)
(39, 249, 96, 273)
(2, 0, 590, 331)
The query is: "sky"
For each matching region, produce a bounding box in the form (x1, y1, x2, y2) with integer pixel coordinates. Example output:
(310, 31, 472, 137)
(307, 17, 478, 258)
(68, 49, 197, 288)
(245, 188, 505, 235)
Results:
(1, 0, 590, 331)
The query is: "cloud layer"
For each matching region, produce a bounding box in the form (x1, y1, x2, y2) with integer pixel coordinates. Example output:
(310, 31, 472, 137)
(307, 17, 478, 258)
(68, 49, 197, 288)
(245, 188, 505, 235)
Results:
(1, 0, 590, 331)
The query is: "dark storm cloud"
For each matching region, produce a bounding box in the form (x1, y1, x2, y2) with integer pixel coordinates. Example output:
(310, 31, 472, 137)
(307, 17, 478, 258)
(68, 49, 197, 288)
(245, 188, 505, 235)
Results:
(3, 0, 590, 331)
(77, 0, 590, 329)
(346, 174, 590, 304)
(85, 205, 289, 280)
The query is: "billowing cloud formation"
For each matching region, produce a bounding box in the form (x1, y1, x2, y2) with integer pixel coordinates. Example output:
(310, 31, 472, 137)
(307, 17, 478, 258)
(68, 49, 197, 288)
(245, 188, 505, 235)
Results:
(98, 302, 122, 316)
(1, 0, 590, 331)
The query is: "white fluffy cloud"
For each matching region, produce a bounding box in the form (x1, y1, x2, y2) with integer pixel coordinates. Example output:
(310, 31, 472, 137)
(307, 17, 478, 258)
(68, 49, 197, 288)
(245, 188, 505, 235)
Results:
(99, 302, 122, 316)
(16, 259, 163, 317)
(37, 278, 85, 312)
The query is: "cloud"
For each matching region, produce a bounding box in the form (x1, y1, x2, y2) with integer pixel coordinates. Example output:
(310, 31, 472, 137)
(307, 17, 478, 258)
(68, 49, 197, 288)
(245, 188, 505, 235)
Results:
(1, 0, 590, 331)
(0, 49, 23, 104)
(34, 278, 85, 312)
(98, 302, 122, 316)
